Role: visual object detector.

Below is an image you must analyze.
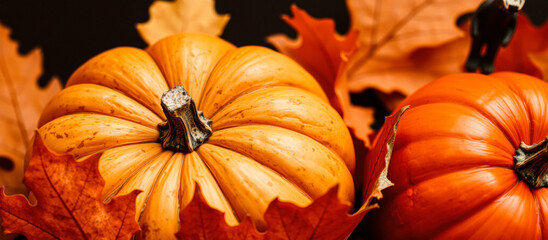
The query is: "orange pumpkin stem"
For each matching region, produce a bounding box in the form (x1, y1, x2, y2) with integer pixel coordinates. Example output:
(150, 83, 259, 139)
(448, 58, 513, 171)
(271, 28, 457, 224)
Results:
(514, 137, 548, 188)
(158, 85, 212, 153)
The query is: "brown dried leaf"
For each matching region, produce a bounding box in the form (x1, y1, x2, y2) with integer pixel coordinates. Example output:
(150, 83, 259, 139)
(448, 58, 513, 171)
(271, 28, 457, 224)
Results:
(362, 106, 409, 204)
(347, 22, 472, 96)
(0, 23, 61, 196)
(0, 135, 141, 239)
(137, 0, 230, 45)
(345, 0, 481, 95)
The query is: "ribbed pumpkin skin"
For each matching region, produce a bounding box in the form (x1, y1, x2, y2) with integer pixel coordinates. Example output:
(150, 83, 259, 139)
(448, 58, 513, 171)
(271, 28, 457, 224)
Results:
(370, 72, 548, 239)
(36, 33, 355, 239)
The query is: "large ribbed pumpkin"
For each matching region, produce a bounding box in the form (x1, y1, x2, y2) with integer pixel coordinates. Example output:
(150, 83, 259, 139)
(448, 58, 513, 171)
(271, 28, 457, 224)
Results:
(367, 72, 548, 239)
(35, 33, 355, 239)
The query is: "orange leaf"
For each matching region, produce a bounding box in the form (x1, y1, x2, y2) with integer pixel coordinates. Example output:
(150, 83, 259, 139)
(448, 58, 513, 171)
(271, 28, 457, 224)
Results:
(347, 22, 472, 97)
(362, 106, 408, 204)
(267, 5, 357, 112)
(495, 14, 548, 79)
(0, 135, 141, 240)
(177, 185, 370, 240)
(136, 0, 230, 45)
(345, 0, 481, 95)
(266, 6, 375, 147)
(0, 22, 61, 196)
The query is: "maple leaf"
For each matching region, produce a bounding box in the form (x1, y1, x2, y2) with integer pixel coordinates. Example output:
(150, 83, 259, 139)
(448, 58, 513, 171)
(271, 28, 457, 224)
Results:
(0, 22, 61, 196)
(344, 0, 481, 95)
(495, 14, 548, 79)
(136, 0, 230, 45)
(177, 185, 368, 240)
(0, 134, 141, 240)
(266, 5, 375, 147)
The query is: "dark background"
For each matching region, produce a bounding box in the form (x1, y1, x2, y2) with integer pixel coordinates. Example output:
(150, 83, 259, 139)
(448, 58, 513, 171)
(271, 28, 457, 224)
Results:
(0, 0, 546, 88)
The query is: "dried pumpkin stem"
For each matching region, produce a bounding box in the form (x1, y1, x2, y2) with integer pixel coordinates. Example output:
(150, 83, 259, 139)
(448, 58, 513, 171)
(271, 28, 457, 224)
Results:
(158, 85, 212, 153)
(514, 137, 548, 188)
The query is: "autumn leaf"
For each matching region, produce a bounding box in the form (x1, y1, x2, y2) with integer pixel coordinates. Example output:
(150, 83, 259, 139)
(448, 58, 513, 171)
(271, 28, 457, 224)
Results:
(0, 22, 61, 196)
(0, 134, 141, 240)
(495, 14, 548, 79)
(344, 0, 481, 95)
(267, 5, 375, 147)
(177, 184, 368, 240)
(362, 106, 408, 204)
(137, 0, 230, 45)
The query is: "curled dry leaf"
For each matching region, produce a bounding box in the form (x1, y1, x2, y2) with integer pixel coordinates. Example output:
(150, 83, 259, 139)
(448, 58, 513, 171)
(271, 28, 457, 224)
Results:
(267, 5, 375, 147)
(344, 0, 481, 95)
(362, 106, 409, 204)
(0, 23, 61, 196)
(0, 135, 141, 240)
(136, 0, 230, 45)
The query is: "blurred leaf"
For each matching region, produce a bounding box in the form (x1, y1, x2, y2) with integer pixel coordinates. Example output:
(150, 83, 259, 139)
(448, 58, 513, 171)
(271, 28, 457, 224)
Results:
(137, 0, 230, 45)
(0, 135, 141, 239)
(496, 14, 548, 79)
(344, 0, 481, 95)
(0, 22, 61, 196)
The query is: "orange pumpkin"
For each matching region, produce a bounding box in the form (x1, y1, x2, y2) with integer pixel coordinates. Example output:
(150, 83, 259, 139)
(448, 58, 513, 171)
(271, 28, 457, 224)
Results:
(36, 33, 355, 239)
(366, 72, 548, 239)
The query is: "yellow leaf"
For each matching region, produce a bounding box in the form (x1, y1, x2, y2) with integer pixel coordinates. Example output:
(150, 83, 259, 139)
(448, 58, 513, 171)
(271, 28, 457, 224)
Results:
(0, 23, 61, 196)
(137, 0, 230, 45)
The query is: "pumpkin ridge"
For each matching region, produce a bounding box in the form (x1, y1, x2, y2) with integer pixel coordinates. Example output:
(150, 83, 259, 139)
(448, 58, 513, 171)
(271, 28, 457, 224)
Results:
(385, 167, 518, 239)
(431, 180, 521, 238)
(207, 124, 354, 203)
(135, 152, 174, 223)
(196, 46, 239, 109)
(197, 143, 313, 202)
(404, 98, 519, 148)
(100, 146, 165, 202)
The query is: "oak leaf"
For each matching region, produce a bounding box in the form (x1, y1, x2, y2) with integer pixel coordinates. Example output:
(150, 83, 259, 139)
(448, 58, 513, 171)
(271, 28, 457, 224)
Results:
(267, 5, 375, 147)
(137, 0, 230, 45)
(344, 0, 481, 95)
(0, 23, 61, 196)
(0, 135, 141, 240)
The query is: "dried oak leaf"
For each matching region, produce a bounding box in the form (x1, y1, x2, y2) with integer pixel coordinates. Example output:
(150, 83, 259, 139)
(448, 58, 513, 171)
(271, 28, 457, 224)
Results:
(267, 5, 375, 147)
(137, 0, 230, 45)
(0, 23, 61, 196)
(344, 0, 481, 95)
(0, 135, 141, 240)
(496, 14, 548, 79)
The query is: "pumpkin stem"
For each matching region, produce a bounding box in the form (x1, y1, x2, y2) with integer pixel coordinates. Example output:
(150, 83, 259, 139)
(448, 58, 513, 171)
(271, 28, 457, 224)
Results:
(514, 137, 548, 188)
(158, 85, 212, 153)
